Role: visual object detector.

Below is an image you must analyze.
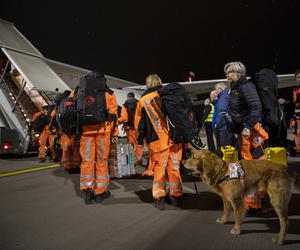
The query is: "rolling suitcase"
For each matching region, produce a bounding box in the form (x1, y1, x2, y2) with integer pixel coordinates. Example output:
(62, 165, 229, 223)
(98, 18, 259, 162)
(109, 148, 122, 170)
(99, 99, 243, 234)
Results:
(108, 139, 135, 178)
(221, 146, 239, 163)
(108, 143, 118, 178)
(265, 147, 287, 167)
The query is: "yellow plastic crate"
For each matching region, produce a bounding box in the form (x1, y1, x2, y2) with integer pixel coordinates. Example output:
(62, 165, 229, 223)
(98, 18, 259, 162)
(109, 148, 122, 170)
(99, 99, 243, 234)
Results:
(265, 147, 287, 167)
(221, 146, 239, 163)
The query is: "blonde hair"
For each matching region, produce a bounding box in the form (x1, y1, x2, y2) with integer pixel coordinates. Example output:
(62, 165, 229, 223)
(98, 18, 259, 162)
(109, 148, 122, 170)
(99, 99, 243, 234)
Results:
(146, 74, 162, 89)
(215, 82, 228, 91)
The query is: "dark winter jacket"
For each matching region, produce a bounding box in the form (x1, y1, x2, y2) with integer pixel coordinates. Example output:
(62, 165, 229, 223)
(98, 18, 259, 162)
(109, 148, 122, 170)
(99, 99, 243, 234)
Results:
(228, 76, 262, 130)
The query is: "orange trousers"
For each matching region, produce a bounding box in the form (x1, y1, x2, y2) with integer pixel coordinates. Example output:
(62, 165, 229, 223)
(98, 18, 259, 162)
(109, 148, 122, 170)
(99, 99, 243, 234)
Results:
(151, 144, 182, 199)
(241, 123, 268, 209)
(38, 128, 56, 160)
(142, 154, 154, 176)
(79, 131, 111, 195)
(61, 134, 81, 170)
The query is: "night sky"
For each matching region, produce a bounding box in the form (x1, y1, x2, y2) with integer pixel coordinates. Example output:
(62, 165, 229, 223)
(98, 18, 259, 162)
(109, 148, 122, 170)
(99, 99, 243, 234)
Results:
(1, 0, 299, 84)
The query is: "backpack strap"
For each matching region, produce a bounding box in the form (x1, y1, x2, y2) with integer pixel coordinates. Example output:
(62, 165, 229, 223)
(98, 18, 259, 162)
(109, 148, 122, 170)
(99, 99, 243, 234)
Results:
(107, 88, 113, 95)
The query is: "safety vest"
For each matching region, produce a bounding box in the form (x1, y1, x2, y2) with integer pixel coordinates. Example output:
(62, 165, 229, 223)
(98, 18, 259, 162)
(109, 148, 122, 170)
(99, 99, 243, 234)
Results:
(204, 103, 214, 123)
(135, 91, 172, 153)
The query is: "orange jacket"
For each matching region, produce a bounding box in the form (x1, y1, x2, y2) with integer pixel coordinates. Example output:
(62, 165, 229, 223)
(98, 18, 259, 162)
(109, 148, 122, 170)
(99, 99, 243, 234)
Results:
(135, 89, 172, 153)
(32, 111, 50, 132)
(118, 105, 128, 124)
(82, 91, 119, 136)
(69, 91, 75, 98)
(49, 108, 58, 133)
(32, 111, 43, 122)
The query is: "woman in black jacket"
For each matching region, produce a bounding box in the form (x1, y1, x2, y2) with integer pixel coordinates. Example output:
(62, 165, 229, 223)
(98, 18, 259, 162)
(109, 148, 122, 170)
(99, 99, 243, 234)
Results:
(225, 61, 269, 213)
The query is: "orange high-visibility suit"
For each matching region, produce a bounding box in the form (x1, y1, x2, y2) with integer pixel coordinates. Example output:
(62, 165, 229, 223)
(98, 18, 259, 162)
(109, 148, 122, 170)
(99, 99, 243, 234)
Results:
(32, 111, 56, 160)
(118, 104, 135, 144)
(118, 102, 143, 162)
(60, 133, 81, 169)
(49, 107, 61, 162)
(241, 122, 269, 209)
(53, 91, 81, 170)
(135, 89, 182, 199)
(79, 91, 118, 195)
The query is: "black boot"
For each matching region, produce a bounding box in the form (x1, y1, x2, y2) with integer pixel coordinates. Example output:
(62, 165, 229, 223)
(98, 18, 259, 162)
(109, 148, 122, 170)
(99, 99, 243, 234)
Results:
(154, 197, 166, 210)
(38, 158, 46, 163)
(168, 196, 181, 206)
(84, 189, 94, 205)
(94, 191, 111, 203)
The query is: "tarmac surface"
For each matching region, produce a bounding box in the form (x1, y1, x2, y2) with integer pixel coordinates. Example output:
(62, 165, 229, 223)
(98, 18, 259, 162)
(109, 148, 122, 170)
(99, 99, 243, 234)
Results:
(0, 156, 299, 250)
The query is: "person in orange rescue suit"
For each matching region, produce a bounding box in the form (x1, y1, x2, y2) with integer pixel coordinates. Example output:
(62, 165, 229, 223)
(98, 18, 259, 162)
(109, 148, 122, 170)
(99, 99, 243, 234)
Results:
(292, 69, 300, 153)
(118, 92, 143, 163)
(50, 90, 81, 172)
(225, 62, 269, 215)
(32, 106, 57, 163)
(135, 74, 182, 210)
(79, 75, 119, 205)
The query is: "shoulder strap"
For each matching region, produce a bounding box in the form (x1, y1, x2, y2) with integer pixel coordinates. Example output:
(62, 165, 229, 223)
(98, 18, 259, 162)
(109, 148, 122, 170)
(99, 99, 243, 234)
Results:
(107, 88, 113, 95)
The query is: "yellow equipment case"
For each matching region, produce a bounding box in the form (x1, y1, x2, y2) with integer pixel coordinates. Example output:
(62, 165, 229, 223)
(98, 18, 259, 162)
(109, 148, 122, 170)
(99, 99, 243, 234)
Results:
(265, 147, 287, 167)
(221, 146, 239, 163)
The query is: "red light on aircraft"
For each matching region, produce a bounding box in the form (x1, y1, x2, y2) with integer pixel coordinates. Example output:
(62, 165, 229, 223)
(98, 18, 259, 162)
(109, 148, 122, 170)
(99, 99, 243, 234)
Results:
(2, 143, 11, 150)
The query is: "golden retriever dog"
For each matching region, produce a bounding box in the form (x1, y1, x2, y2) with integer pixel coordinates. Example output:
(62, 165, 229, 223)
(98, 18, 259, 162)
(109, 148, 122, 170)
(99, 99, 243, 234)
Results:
(183, 149, 300, 245)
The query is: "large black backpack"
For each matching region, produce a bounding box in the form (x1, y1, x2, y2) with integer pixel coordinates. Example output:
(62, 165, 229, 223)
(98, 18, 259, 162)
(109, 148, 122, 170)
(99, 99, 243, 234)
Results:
(31, 114, 47, 133)
(56, 97, 77, 136)
(158, 83, 197, 143)
(251, 68, 283, 144)
(124, 99, 138, 128)
(76, 72, 115, 125)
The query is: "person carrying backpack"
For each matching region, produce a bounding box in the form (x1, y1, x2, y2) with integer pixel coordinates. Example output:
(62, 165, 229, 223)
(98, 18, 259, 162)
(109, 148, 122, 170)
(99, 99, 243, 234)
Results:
(118, 92, 143, 162)
(135, 74, 183, 210)
(54, 90, 80, 172)
(225, 61, 269, 214)
(77, 72, 118, 204)
(32, 105, 57, 163)
(251, 68, 283, 147)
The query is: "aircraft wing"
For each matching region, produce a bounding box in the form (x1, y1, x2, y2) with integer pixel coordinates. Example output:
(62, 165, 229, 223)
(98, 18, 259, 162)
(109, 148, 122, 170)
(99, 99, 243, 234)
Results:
(126, 74, 296, 105)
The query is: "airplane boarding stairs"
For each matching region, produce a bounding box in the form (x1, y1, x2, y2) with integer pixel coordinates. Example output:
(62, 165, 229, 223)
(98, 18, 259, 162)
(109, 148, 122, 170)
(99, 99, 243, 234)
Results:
(0, 73, 40, 154)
